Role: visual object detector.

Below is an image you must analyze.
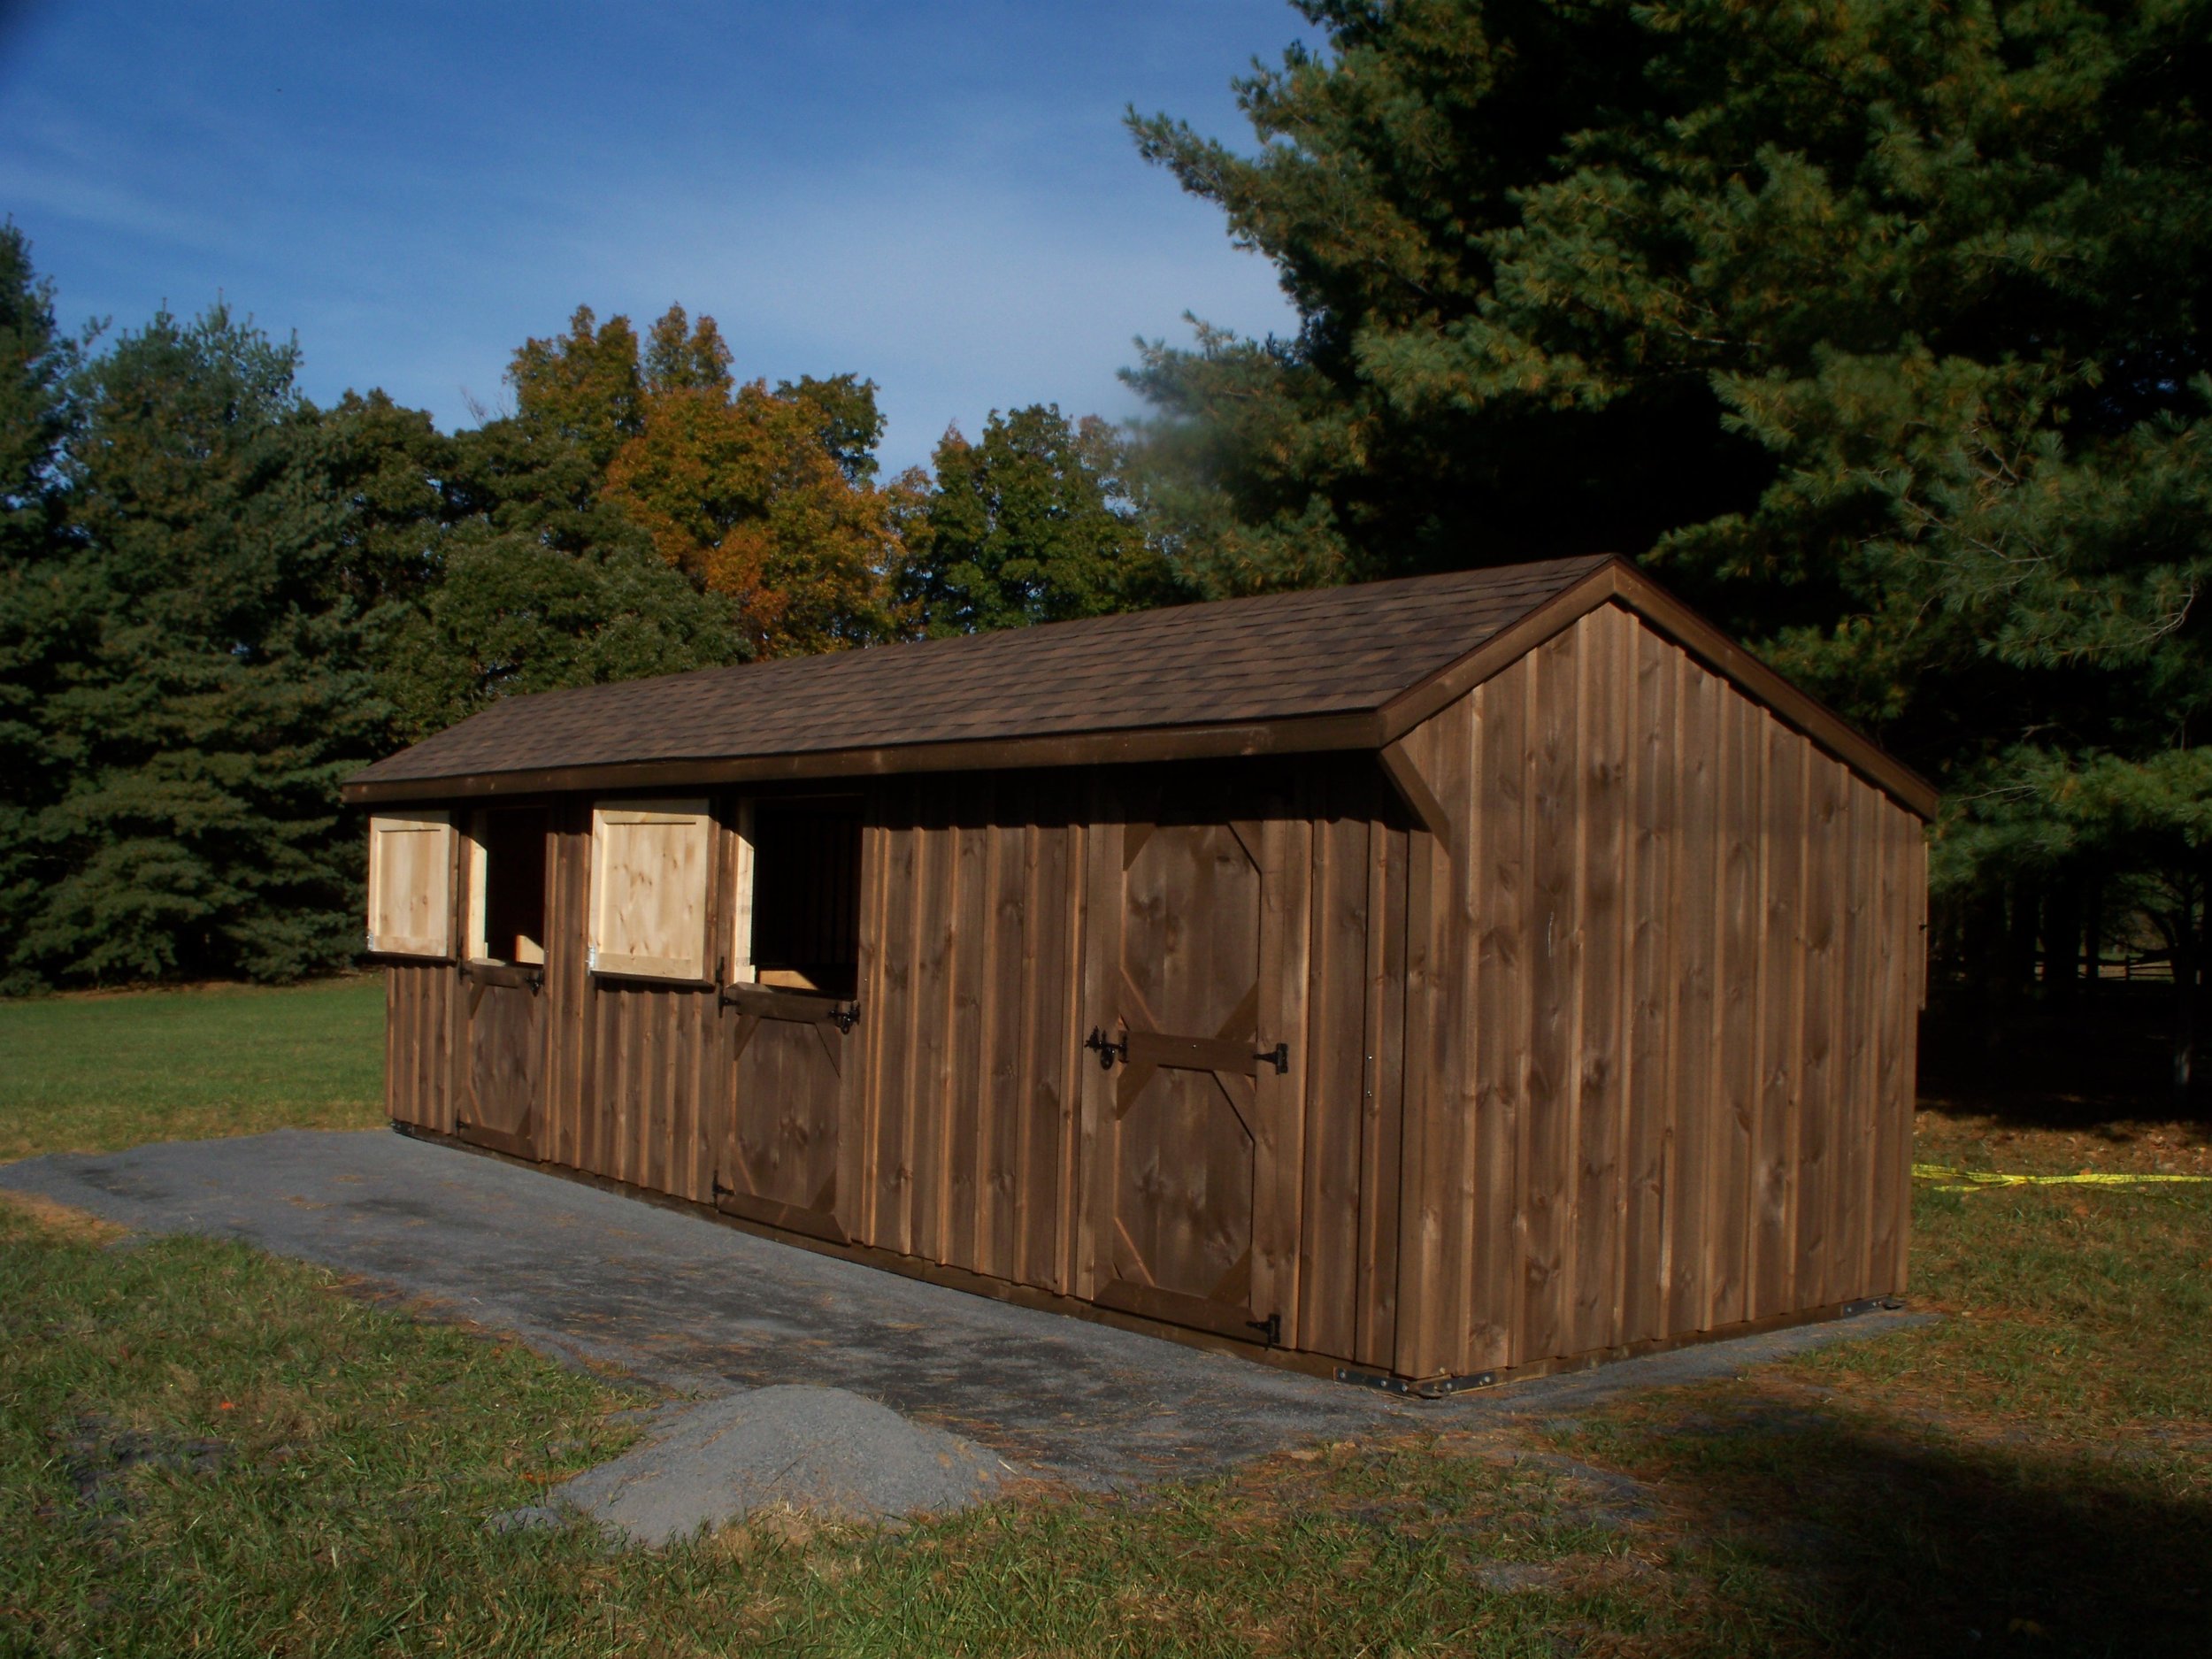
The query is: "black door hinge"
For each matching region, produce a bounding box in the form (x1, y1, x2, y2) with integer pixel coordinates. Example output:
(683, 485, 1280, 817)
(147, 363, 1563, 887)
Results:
(1247, 1310, 1282, 1347)
(1256, 1041, 1289, 1074)
(829, 1001, 861, 1034)
(1084, 1026, 1128, 1070)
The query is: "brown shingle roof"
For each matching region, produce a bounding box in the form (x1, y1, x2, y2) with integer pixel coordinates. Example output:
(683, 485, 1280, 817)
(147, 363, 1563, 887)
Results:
(347, 557, 1617, 798)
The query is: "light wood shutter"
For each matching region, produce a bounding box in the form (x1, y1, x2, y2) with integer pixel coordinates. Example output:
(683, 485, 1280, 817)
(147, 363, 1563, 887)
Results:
(727, 799, 757, 984)
(589, 800, 712, 980)
(366, 811, 455, 958)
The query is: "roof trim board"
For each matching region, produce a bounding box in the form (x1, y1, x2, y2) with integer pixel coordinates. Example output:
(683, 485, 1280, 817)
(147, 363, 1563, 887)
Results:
(342, 557, 1937, 819)
(1374, 560, 1939, 818)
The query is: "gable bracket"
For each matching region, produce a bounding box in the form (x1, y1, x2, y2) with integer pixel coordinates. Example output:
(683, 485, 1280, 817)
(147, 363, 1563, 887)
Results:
(1379, 740, 1454, 845)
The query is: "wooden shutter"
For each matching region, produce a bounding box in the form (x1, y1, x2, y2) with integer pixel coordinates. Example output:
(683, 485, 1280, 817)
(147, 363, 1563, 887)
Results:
(727, 799, 757, 984)
(589, 800, 712, 980)
(366, 811, 455, 958)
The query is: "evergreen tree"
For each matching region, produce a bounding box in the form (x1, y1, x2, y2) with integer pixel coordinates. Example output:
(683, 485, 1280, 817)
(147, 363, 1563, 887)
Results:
(0, 222, 75, 566)
(908, 404, 1170, 634)
(0, 223, 84, 986)
(1128, 2, 2212, 1069)
(1, 304, 387, 988)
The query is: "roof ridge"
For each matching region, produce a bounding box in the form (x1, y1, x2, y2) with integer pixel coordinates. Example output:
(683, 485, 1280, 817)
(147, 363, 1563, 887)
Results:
(347, 554, 1620, 795)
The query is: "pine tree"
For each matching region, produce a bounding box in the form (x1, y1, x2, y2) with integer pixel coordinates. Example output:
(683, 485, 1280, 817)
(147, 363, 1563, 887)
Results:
(1132, 2, 2209, 978)
(0, 223, 84, 987)
(3, 304, 388, 987)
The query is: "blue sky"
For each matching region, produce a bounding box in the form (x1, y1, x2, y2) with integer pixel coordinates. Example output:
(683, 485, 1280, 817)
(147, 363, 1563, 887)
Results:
(0, 0, 1310, 473)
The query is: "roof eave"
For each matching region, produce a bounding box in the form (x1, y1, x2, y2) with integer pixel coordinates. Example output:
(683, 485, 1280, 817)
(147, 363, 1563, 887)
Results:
(339, 707, 1391, 807)
(341, 557, 1939, 822)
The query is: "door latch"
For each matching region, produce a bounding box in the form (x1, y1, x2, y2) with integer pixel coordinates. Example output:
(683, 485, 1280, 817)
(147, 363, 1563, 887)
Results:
(1084, 1027, 1128, 1070)
(1256, 1041, 1289, 1074)
(829, 1001, 861, 1034)
(1247, 1311, 1282, 1347)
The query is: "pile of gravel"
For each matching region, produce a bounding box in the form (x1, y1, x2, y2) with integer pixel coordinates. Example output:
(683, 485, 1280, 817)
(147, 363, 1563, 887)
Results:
(555, 1385, 1008, 1545)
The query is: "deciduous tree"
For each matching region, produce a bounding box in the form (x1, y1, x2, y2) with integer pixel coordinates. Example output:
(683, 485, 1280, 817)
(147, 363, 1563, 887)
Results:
(908, 404, 1168, 634)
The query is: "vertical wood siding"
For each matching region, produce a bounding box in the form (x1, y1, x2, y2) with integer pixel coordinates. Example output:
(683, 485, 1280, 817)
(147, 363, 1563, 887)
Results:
(859, 774, 1087, 1290)
(380, 601, 1924, 1380)
(384, 962, 457, 1133)
(1392, 602, 1926, 1380)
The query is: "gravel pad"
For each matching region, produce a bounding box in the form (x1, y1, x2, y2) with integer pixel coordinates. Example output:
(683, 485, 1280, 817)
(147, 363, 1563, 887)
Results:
(557, 1386, 1009, 1543)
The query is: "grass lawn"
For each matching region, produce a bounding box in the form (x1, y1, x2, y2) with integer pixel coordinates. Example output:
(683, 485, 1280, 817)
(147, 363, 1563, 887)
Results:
(0, 977, 386, 1163)
(2, 983, 2208, 1655)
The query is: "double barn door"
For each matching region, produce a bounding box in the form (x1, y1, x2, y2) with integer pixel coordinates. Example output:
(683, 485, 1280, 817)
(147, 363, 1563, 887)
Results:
(1084, 783, 1302, 1347)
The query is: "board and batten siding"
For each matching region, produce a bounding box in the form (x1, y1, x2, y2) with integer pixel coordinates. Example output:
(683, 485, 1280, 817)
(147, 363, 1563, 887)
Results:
(376, 598, 1925, 1384)
(1386, 601, 1925, 1383)
(856, 775, 1086, 1291)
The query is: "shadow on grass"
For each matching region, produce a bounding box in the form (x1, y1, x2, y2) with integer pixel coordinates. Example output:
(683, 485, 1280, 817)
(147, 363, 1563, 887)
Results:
(1645, 1403, 2211, 1657)
(1919, 987, 2210, 1133)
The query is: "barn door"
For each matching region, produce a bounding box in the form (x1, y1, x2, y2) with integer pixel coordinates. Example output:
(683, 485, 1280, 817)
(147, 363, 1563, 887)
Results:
(713, 987, 854, 1242)
(457, 806, 549, 1159)
(710, 797, 865, 1244)
(1087, 787, 1296, 1345)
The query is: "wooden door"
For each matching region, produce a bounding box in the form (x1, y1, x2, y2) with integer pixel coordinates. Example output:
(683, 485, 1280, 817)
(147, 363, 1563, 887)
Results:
(714, 986, 854, 1242)
(457, 806, 549, 1159)
(458, 963, 542, 1157)
(1087, 790, 1294, 1344)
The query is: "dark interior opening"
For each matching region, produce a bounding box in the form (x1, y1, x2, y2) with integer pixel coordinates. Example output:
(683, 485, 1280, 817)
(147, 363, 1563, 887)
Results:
(750, 798, 862, 998)
(475, 806, 549, 964)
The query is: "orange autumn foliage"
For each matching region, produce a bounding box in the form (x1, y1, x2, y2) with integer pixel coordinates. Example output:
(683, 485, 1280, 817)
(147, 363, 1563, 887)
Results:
(503, 302, 909, 658)
(599, 306, 907, 657)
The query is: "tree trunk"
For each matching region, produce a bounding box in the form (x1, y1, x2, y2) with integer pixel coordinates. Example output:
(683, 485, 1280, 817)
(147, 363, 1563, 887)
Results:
(2173, 867, 2209, 1113)
(2045, 875, 2083, 1014)
(2082, 876, 2102, 1004)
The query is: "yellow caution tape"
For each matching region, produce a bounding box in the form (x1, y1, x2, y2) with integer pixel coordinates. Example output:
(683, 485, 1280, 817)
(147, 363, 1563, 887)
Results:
(1913, 1162, 2212, 1194)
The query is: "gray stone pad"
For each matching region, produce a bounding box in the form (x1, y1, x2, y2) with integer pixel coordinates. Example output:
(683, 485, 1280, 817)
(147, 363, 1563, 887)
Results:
(557, 1386, 1007, 1542)
(0, 1129, 1931, 1494)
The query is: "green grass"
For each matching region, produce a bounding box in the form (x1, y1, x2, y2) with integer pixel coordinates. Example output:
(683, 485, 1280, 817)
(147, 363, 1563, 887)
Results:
(0, 1194, 1694, 1657)
(2, 982, 2208, 1655)
(0, 977, 386, 1163)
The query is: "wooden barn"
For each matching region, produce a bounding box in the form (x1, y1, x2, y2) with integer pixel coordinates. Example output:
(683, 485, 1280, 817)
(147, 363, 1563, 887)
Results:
(343, 554, 1933, 1392)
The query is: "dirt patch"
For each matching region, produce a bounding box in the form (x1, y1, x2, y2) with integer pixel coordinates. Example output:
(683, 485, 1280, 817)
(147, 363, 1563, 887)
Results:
(0, 1190, 128, 1245)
